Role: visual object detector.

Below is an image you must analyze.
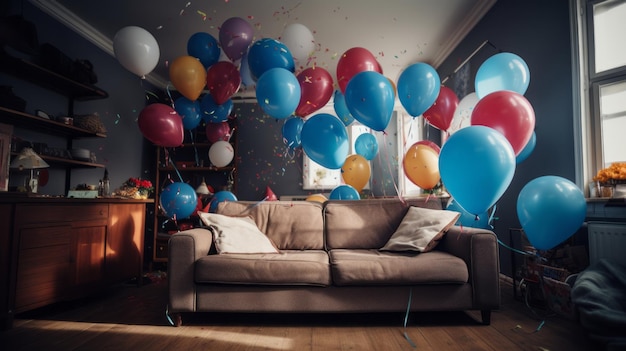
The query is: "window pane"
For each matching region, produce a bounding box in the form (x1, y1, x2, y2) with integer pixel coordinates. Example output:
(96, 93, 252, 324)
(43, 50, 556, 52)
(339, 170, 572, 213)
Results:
(593, 0, 626, 73)
(599, 80, 626, 166)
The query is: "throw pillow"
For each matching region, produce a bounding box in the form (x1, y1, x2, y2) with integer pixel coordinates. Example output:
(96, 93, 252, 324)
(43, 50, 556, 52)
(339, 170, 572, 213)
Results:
(380, 206, 461, 253)
(198, 212, 279, 254)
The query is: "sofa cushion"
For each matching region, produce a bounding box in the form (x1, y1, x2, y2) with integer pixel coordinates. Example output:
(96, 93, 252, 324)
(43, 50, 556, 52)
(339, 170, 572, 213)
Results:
(198, 212, 279, 254)
(380, 206, 460, 252)
(195, 250, 331, 286)
(217, 201, 324, 250)
(324, 198, 443, 249)
(329, 249, 468, 286)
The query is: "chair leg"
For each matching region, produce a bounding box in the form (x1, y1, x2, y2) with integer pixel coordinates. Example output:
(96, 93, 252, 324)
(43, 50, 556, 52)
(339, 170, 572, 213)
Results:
(481, 310, 491, 325)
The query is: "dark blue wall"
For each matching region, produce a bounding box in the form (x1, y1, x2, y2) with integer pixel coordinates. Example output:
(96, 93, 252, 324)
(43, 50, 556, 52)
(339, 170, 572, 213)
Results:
(437, 0, 577, 275)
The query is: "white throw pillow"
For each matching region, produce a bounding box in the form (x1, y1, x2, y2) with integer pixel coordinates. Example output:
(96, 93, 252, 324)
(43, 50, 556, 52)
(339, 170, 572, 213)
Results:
(380, 206, 461, 253)
(198, 212, 279, 254)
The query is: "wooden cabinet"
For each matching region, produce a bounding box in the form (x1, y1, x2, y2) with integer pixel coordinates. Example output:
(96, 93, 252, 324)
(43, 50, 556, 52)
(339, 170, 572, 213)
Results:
(152, 121, 237, 264)
(0, 197, 151, 329)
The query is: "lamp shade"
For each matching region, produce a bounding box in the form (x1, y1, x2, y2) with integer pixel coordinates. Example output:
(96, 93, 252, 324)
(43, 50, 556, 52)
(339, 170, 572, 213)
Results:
(10, 148, 49, 169)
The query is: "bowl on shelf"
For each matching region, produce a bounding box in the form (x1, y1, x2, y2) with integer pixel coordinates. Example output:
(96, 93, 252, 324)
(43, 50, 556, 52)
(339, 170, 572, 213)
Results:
(70, 148, 91, 161)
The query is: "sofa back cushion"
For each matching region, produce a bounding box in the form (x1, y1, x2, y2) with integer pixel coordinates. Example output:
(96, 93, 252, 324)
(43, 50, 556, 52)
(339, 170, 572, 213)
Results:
(324, 198, 443, 249)
(217, 201, 324, 250)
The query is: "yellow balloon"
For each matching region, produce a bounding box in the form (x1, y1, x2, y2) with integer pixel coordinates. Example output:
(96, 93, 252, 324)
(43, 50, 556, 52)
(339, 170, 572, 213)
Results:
(306, 194, 327, 203)
(169, 55, 207, 101)
(403, 143, 440, 189)
(341, 154, 371, 192)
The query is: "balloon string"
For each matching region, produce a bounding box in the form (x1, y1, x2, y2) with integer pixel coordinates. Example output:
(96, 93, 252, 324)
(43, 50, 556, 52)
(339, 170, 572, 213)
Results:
(382, 131, 404, 204)
(166, 84, 175, 106)
(188, 130, 200, 167)
(169, 158, 184, 183)
(228, 127, 236, 142)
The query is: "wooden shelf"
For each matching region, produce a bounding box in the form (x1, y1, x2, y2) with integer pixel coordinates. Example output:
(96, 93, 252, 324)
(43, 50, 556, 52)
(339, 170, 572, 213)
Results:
(0, 106, 106, 138)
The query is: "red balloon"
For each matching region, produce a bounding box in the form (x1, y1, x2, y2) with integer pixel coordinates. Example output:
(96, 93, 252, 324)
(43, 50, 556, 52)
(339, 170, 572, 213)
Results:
(423, 86, 459, 132)
(295, 67, 334, 117)
(206, 61, 241, 105)
(336, 47, 382, 94)
(470, 91, 535, 155)
(138, 103, 184, 147)
(206, 121, 231, 143)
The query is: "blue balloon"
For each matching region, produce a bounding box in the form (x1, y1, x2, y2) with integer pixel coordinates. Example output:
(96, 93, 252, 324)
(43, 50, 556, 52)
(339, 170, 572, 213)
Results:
(397, 62, 441, 117)
(256, 68, 301, 119)
(282, 117, 304, 149)
(517, 176, 586, 250)
(446, 198, 491, 229)
(240, 52, 255, 87)
(345, 71, 395, 131)
(475, 52, 530, 99)
(301, 113, 349, 169)
(516, 131, 536, 164)
(329, 185, 360, 200)
(174, 97, 202, 130)
(187, 32, 220, 68)
(354, 133, 378, 161)
(333, 90, 355, 126)
(200, 94, 233, 123)
(439, 126, 516, 216)
(209, 190, 238, 213)
(160, 182, 198, 219)
(247, 38, 295, 80)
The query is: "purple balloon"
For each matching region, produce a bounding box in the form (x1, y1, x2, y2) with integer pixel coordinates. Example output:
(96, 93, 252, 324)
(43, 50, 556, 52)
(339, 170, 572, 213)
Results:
(219, 17, 253, 61)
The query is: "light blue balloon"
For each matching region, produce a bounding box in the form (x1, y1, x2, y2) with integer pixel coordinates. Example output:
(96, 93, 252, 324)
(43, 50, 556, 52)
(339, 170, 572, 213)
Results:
(247, 38, 295, 80)
(282, 117, 304, 149)
(333, 90, 355, 126)
(439, 126, 516, 216)
(174, 97, 202, 130)
(517, 176, 586, 250)
(160, 182, 198, 219)
(209, 190, 238, 213)
(516, 131, 536, 164)
(397, 62, 440, 117)
(301, 113, 349, 169)
(187, 32, 220, 68)
(354, 133, 378, 161)
(329, 185, 360, 200)
(240, 52, 255, 87)
(475, 52, 530, 99)
(200, 94, 232, 123)
(446, 198, 490, 229)
(256, 68, 301, 119)
(345, 71, 395, 131)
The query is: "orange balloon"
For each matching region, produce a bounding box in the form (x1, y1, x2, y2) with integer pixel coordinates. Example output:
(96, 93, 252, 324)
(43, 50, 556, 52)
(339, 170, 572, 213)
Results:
(386, 76, 397, 97)
(306, 194, 327, 203)
(169, 56, 207, 101)
(341, 154, 371, 192)
(403, 143, 440, 189)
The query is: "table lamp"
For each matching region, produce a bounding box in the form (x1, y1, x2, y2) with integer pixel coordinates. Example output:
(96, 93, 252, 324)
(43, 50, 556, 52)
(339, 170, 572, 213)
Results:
(10, 147, 49, 193)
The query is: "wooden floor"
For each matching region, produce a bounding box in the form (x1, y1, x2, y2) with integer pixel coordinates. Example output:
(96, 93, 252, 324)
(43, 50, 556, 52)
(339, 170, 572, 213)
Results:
(0, 275, 600, 351)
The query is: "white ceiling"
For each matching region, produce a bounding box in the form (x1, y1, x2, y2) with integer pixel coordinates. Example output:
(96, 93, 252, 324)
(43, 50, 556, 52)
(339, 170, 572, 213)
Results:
(30, 0, 496, 93)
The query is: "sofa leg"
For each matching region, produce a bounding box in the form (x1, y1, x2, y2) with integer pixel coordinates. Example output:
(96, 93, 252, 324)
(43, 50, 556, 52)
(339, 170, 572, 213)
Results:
(480, 310, 491, 325)
(172, 313, 182, 327)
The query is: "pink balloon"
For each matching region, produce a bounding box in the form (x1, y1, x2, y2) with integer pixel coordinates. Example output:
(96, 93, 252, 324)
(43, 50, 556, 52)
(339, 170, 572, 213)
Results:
(295, 67, 334, 117)
(138, 103, 184, 147)
(423, 86, 459, 132)
(470, 91, 535, 156)
(219, 17, 253, 61)
(207, 61, 241, 105)
(336, 47, 382, 94)
(206, 121, 231, 143)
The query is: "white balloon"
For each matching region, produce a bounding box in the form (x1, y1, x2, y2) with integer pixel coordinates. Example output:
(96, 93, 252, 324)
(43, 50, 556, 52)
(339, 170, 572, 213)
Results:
(113, 26, 160, 78)
(281, 23, 315, 62)
(209, 141, 234, 168)
(448, 92, 479, 135)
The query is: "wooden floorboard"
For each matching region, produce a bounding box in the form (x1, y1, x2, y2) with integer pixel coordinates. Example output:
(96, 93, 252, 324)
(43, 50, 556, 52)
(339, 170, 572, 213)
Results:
(0, 276, 602, 351)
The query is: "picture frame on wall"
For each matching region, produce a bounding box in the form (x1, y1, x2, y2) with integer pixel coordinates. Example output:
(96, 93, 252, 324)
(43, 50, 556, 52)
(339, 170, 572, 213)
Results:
(0, 123, 14, 191)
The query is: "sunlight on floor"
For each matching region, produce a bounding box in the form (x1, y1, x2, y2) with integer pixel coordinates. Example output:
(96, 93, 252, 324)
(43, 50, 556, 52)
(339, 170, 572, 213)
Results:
(21, 320, 295, 350)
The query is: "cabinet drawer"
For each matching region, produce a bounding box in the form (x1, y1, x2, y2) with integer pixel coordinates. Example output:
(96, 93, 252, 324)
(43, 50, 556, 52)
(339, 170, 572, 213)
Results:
(16, 204, 109, 224)
(19, 225, 70, 249)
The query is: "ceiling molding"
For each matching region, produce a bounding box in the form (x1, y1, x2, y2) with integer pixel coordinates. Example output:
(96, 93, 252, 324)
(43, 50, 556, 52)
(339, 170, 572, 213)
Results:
(28, 0, 169, 88)
(431, 0, 497, 68)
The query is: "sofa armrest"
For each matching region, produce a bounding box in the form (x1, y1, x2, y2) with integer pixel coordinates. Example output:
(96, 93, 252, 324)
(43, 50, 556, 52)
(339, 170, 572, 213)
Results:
(438, 226, 500, 309)
(168, 228, 213, 312)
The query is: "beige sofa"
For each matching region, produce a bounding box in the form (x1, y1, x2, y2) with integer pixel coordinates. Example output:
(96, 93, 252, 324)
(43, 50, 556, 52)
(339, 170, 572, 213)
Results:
(167, 198, 500, 326)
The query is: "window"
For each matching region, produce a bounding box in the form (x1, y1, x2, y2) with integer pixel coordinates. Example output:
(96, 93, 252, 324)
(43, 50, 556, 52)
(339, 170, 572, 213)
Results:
(580, 0, 626, 177)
